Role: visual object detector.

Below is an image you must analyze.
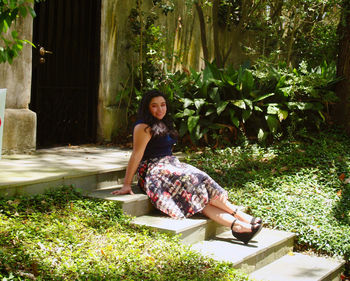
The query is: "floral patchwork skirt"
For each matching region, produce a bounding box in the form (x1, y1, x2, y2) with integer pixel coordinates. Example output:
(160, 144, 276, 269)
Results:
(137, 155, 228, 219)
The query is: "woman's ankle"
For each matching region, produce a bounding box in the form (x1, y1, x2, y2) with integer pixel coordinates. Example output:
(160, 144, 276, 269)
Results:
(231, 219, 252, 233)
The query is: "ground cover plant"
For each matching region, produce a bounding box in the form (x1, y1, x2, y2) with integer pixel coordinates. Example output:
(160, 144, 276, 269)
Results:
(185, 128, 350, 275)
(0, 186, 250, 281)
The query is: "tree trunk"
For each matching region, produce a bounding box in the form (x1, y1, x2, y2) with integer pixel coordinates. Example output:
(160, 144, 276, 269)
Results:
(212, 0, 223, 67)
(194, 2, 209, 65)
(334, 1, 350, 133)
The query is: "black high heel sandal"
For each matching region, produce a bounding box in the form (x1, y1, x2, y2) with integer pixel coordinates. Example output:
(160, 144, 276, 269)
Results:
(251, 217, 263, 225)
(231, 208, 263, 225)
(231, 219, 263, 245)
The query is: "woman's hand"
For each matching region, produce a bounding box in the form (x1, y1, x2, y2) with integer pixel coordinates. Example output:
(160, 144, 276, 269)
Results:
(111, 185, 135, 195)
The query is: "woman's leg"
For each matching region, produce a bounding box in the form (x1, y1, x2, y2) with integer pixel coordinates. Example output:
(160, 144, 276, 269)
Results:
(202, 204, 253, 233)
(209, 197, 262, 224)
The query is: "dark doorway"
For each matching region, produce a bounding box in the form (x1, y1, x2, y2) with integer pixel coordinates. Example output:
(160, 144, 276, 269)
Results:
(30, 0, 101, 148)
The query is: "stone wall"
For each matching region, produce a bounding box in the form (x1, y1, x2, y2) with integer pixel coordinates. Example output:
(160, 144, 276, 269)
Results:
(0, 15, 36, 154)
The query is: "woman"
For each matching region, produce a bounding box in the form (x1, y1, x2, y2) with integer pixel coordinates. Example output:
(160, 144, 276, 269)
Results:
(112, 90, 262, 244)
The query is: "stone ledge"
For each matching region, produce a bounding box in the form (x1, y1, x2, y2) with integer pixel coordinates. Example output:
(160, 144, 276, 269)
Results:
(2, 108, 36, 155)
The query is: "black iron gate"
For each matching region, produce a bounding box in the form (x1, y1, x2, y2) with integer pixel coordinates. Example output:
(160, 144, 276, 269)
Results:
(30, 0, 101, 148)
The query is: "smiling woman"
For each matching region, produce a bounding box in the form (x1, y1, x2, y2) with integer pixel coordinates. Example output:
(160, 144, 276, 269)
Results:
(149, 96, 167, 120)
(112, 89, 263, 245)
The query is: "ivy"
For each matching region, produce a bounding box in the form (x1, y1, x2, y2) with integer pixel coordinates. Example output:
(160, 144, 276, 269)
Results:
(0, 0, 38, 64)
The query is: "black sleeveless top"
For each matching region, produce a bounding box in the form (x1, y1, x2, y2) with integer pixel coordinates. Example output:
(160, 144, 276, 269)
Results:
(134, 120, 177, 161)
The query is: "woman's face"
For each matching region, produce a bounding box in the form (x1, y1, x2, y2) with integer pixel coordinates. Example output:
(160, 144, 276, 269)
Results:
(149, 96, 167, 120)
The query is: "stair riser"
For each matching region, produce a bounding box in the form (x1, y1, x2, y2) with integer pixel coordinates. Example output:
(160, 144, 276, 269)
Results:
(95, 170, 126, 190)
(236, 237, 294, 274)
(325, 270, 344, 281)
(179, 220, 217, 245)
(0, 169, 127, 198)
(122, 199, 155, 217)
(132, 219, 224, 245)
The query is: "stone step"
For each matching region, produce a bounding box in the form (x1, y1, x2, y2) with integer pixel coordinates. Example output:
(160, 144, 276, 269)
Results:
(0, 146, 132, 197)
(86, 184, 154, 217)
(191, 228, 295, 274)
(1, 168, 128, 197)
(250, 252, 345, 281)
(131, 213, 226, 245)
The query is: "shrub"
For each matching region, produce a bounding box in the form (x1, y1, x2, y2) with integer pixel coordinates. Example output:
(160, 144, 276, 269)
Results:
(150, 60, 339, 146)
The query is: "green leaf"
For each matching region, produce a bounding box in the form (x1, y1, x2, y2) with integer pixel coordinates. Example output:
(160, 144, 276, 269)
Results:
(242, 110, 252, 122)
(231, 100, 246, 109)
(194, 124, 203, 140)
(278, 109, 288, 121)
(267, 104, 280, 115)
(253, 93, 275, 102)
(28, 6, 37, 18)
(11, 30, 18, 39)
(240, 70, 254, 95)
(183, 98, 193, 108)
(254, 106, 263, 112)
(194, 98, 206, 110)
(286, 102, 322, 111)
(188, 116, 199, 133)
(179, 122, 188, 136)
(217, 101, 229, 115)
(229, 111, 239, 127)
(23, 39, 35, 47)
(183, 108, 195, 116)
(205, 107, 215, 116)
(203, 64, 213, 82)
(209, 87, 219, 103)
(243, 99, 253, 110)
(174, 112, 184, 118)
(318, 110, 325, 122)
(258, 128, 268, 141)
(275, 75, 286, 90)
(19, 6, 27, 17)
(266, 115, 279, 134)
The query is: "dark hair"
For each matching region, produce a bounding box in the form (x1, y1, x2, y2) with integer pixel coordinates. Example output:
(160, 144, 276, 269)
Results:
(137, 89, 178, 138)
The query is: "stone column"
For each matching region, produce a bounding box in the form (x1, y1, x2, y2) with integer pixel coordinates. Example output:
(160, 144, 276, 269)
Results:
(97, 0, 135, 142)
(0, 15, 37, 154)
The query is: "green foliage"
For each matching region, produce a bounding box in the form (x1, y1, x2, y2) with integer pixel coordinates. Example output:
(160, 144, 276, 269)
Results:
(186, 129, 350, 269)
(0, 186, 250, 280)
(185, 0, 340, 68)
(115, 0, 175, 134)
(149, 60, 338, 146)
(0, 0, 37, 64)
(252, 59, 339, 139)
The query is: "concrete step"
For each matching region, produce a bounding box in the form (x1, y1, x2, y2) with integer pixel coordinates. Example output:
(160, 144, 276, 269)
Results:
(250, 252, 345, 281)
(0, 146, 132, 197)
(191, 228, 295, 274)
(131, 213, 226, 245)
(88, 186, 243, 244)
(1, 168, 128, 197)
(87, 185, 154, 217)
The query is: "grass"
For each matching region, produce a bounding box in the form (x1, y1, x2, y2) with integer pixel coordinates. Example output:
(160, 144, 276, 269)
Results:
(1, 128, 349, 279)
(186, 128, 350, 274)
(0, 187, 249, 281)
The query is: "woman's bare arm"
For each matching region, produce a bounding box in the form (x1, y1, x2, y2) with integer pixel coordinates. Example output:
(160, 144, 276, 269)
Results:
(111, 124, 151, 195)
